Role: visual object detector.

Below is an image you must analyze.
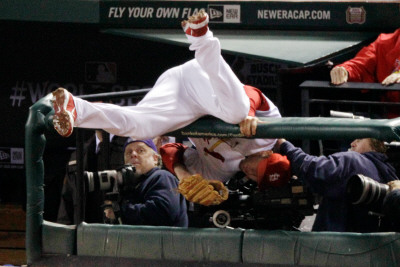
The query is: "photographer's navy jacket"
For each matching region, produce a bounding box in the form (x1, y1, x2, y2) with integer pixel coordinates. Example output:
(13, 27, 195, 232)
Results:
(121, 168, 188, 227)
(383, 189, 400, 231)
(280, 141, 399, 232)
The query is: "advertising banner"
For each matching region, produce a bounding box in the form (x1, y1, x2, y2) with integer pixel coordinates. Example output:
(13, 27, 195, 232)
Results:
(0, 147, 24, 169)
(100, 1, 400, 31)
(1, 0, 399, 32)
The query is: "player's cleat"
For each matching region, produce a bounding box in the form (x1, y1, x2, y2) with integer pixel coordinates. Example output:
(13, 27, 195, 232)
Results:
(52, 87, 77, 137)
(182, 9, 209, 37)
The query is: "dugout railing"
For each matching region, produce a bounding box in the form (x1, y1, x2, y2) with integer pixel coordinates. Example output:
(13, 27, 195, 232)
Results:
(300, 80, 400, 154)
(25, 90, 400, 266)
(300, 80, 400, 119)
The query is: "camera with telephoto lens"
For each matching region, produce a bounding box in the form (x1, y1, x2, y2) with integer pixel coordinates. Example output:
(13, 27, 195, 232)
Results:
(84, 165, 138, 225)
(346, 174, 389, 213)
(84, 165, 137, 193)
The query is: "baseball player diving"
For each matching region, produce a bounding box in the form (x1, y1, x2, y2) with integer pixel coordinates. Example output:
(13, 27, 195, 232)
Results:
(52, 10, 291, 206)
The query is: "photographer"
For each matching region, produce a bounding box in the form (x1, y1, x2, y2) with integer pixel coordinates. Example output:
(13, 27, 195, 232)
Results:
(104, 138, 188, 227)
(275, 138, 399, 232)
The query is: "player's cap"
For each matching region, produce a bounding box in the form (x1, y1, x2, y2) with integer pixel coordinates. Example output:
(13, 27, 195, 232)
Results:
(124, 138, 157, 153)
(257, 153, 291, 190)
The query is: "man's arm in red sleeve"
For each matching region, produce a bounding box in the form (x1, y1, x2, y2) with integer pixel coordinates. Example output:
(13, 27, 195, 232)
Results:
(160, 143, 188, 175)
(337, 37, 378, 83)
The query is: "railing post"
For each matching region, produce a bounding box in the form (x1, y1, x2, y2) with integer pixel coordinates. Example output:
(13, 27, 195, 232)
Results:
(301, 86, 310, 153)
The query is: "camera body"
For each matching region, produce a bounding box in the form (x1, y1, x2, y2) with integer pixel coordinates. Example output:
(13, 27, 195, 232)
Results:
(192, 175, 316, 230)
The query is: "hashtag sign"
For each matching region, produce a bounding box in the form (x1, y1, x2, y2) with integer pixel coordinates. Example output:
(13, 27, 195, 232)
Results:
(10, 81, 27, 107)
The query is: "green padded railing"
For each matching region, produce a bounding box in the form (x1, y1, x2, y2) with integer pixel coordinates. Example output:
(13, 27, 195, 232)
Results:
(25, 94, 54, 264)
(168, 116, 400, 141)
(242, 230, 400, 266)
(76, 223, 400, 266)
(25, 93, 400, 264)
(77, 223, 243, 262)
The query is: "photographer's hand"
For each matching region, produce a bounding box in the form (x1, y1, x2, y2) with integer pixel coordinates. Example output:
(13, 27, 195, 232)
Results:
(273, 138, 286, 153)
(388, 180, 400, 192)
(103, 200, 116, 220)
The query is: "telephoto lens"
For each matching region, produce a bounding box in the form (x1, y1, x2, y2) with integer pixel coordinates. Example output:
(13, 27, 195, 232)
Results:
(83, 165, 136, 193)
(84, 170, 118, 192)
(346, 174, 389, 206)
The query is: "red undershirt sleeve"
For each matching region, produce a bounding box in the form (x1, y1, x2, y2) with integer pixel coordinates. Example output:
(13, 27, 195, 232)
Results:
(160, 143, 188, 175)
(244, 85, 270, 116)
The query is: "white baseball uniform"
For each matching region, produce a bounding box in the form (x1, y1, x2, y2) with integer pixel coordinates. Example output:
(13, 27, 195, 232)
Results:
(72, 30, 250, 140)
(183, 101, 281, 182)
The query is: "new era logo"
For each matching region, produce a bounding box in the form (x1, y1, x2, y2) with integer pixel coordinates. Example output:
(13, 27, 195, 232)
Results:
(208, 5, 241, 23)
(0, 147, 24, 164)
(209, 8, 223, 20)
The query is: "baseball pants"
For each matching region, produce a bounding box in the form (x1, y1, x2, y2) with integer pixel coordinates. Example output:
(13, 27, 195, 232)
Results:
(73, 30, 250, 139)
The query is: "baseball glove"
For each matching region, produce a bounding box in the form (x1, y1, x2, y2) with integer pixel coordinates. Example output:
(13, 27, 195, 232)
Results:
(178, 174, 229, 206)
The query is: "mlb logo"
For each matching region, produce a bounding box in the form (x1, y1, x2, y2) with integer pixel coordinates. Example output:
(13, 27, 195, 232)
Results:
(208, 5, 241, 23)
(85, 62, 117, 84)
(346, 7, 366, 25)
